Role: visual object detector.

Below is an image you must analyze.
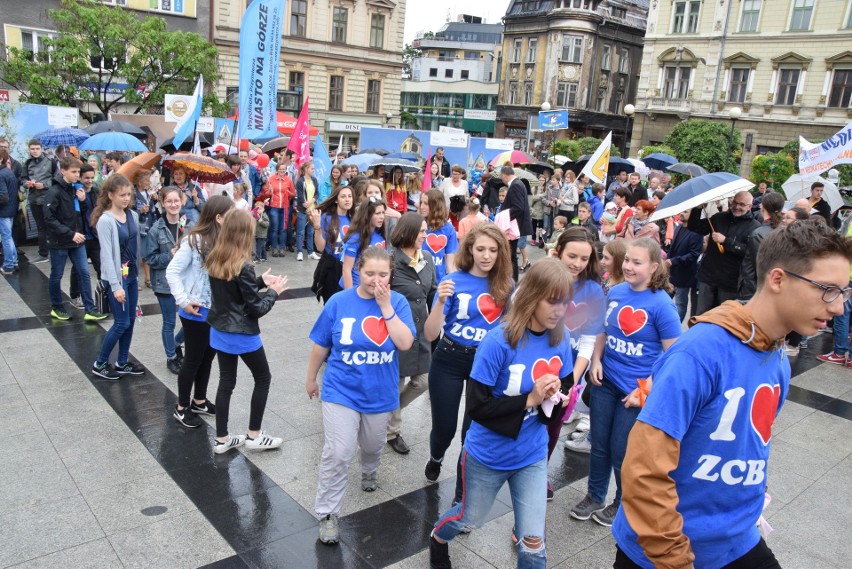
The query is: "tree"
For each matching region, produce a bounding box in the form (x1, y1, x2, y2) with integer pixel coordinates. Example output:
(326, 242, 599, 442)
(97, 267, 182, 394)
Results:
(0, 0, 222, 121)
(751, 152, 796, 193)
(782, 138, 852, 187)
(576, 136, 620, 158)
(664, 119, 742, 174)
(402, 43, 422, 79)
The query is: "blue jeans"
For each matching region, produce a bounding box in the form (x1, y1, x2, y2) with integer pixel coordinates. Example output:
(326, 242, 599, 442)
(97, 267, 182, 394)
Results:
(0, 217, 16, 270)
(49, 246, 94, 312)
(833, 286, 852, 355)
(295, 210, 314, 254)
(587, 378, 641, 505)
(97, 276, 138, 365)
(156, 294, 184, 359)
(674, 286, 696, 323)
(268, 207, 286, 249)
(434, 451, 547, 569)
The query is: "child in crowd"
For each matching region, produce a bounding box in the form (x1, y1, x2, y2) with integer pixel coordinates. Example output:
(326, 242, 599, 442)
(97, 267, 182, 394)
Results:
(232, 183, 250, 211)
(253, 198, 269, 263)
(576, 202, 598, 238)
(456, 196, 488, 240)
(545, 215, 569, 252)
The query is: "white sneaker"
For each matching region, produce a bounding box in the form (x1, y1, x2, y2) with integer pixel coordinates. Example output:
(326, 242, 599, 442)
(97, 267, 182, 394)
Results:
(213, 434, 245, 454)
(565, 431, 591, 453)
(570, 429, 587, 440)
(245, 431, 283, 451)
(297, 252, 304, 261)
(309, 252, 322, 260)
(575, 415, 590, 433)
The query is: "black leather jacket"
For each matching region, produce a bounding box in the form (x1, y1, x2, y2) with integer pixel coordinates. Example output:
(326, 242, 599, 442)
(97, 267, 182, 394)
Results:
(207, 263, 278, 335)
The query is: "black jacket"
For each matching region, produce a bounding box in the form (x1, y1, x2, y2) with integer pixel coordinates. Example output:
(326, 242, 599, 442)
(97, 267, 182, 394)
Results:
(431, 156, 451, 178)
(687, 207, 760, 291)
(207, 263, 278, 335)
(811, 198, 832, 225)
(391, 248, 437, 376)
(505, 177, 533, 236)
(737, 221, 775, 301)
(667, 224, 703, 288)
(627, 183, 647, 207)
(43, 176, 87, 249)
(480, 177, 505, 213)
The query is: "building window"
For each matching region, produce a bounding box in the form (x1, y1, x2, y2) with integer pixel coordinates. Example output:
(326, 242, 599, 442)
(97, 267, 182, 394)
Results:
(847, 1, 852, 28)
(663, 66, 692, 99)
(332, 7, 348, 43)
(829, 69, 852, 107)
(461, 70, 470, 79)
(527, 38, 537, 63)
(20, 29, 54, 62)
(729, 68, 750, 103)
(290, 0, 307, 37)
(775, 68, 800, 105)
(556, 82, 578, 107)
(672, 1, 701, 34)
(366, 80, 381, 113)
(611, 6, 627, 18)
(90, 41, 124, 70)
(739, 0, 762, 32)
(289, 71, 304, 93)
(429, 68, 438, 77)
(329, 75, 344, 111)
(509, 82, 519, 104)
(370, 14, 385, 48)
(561, 35, 583, 63)
(524, 82, 533, 105)
(154, 0, 183, 13)
(513, 39, 522, 63)
(789, 0, 814, 31)
(445, 69, 453, 78)
(618, 49, 629, 73)
(601, 45, 612, 70)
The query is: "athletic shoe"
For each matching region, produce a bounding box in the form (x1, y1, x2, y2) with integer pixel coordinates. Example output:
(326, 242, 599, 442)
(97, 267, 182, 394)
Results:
(574, 415, 590, 433)
(319, 514, 339, 545)
(546, 481, 554, 502)
(309, 252, 322, 260)
(591, 501, 620, 527)
(565, 431, 591, 454)
(31, 255, 49, 264)
(425, 459, 442, 483)
(213, 434, 245, 454)
(91, 361, 120, 380)
(429, 535, 451, 568)
(570, 430, 587, 440)
(570, 494, 605, 521)
(50, 309, 71, 321)
(245, 431, 283, 451)
(297, 252, 304, 261)
(84, 310, 108, 321)
(817, 351, 848, 365)
(173, 405, 202, 428)
(0, 268, 15, 276)
(271, 249, 280, 257)
(190, 400, 216, 416)
(69, 297, 85, 310)
(361, 471, 377, 492)
(166, 357, 182, 375)
(114, 362, 146, 376)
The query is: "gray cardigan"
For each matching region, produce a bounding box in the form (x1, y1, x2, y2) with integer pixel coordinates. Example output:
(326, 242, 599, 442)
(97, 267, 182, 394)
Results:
(391, 247, 437, 377)
(97, 209, 141, 293)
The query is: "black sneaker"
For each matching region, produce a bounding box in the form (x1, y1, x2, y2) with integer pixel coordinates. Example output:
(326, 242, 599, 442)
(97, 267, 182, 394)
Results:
(31, 255, 49, 264)
(114, 362, 146, 376)
(166, 357, 182, 375)
(173, 405, 203, 428)
(92, 361, 120, 380)
(190, 400, 216, 416)
(429, 535, 452, 569)
(50, 308, 71, 321)
(175, 345, 184, 360)
(425, 458, 442, 483)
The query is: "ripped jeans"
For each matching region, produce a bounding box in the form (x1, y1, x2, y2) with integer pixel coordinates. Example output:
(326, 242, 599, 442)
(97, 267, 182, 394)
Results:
(433, 450, 547, 568)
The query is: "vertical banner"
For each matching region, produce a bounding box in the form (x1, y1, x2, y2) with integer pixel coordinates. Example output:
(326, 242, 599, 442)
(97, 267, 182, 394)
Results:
(172, 76, 203, 149)
(313, 134, 333, 185)
(286, 98, 312, 166)
(238, 0, 286, 140)
(580, 131, 612, 184)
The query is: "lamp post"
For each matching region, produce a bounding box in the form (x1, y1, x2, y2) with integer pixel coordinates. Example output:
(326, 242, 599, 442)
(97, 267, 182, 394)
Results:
(539, 101, 551, 159)
(623, 104, 635, 157)
(728, 106, 742, 172)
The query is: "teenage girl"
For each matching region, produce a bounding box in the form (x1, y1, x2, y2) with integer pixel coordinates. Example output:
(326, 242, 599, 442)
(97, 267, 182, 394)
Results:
(205, 209, 289, 454)
(421, 189, 458, 282)
(308, 184, 355, 303)
(600, 238, 628, 294)
(340, 195, 387, 289)
(385, 166, 407, 215)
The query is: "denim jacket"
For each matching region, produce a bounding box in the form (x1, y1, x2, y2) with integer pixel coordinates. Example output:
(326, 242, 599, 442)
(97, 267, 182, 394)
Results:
(165, 233, 212, 309)
(144, 217, 189, 295)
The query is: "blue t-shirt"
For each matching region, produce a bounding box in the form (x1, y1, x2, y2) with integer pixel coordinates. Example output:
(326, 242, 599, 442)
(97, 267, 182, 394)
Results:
(178, 305, 209, 322)
(340, 230, 386, 288)
(423, 222, 459, 282)
(441, 271, 506, 347)
(465, 325, 574, 470)
(602, 282, 681, 395)
(309, 287, 415, 413)
(209, 328, 262, 354)
(565, 279, 606, 360)
(322, 212, 351, 257)
(612, 322, 790, 569)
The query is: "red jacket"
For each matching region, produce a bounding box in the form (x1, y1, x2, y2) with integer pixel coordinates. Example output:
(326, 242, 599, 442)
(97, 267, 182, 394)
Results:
(268, 174, 295, 210)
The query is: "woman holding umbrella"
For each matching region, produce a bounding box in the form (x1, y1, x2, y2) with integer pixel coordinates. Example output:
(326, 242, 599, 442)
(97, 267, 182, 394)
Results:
(172, 165, 205, 225)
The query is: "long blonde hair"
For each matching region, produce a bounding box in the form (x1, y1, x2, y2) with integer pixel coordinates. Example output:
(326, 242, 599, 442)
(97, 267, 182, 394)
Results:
(503, 258, 572, 349)
(205, 209, 254, 281)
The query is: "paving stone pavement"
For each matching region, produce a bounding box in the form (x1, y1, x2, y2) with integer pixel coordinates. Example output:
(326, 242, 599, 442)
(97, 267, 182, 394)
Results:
(0, 244, 850, 568)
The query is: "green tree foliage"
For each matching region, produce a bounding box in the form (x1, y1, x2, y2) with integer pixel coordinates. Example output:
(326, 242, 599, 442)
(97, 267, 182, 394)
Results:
(782, 138, 852, 187)
(400, 111, 419, 129)
(0, 0, 222, 120)
(576, 136, 620, 158)
(751, 153, 796, 193)
(402, 43, 422, 78)
(664, 119, 742, 174)
(551, 137, 619, 162)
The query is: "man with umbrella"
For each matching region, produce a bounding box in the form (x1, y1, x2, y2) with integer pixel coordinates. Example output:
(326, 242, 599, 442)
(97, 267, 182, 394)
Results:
(687, 191, 760, 314)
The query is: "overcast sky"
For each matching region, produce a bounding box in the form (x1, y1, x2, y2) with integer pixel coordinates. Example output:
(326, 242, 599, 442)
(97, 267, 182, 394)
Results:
(404, 0, 513, 45)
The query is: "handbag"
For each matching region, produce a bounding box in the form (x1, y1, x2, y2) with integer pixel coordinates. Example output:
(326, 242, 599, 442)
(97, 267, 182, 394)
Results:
(95, 281, 111, 315)
(495, 209, 520, 240)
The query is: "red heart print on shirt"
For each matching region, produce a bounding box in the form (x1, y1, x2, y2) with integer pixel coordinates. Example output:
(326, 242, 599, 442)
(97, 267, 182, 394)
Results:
(375, 241, 386, 249)
(477, 293, 503, 324)
(617, 306, 648, 337)
(340, 225, 350, 237)
(362, 316, 389, 347)
(565, 301, 588, 332)
(532, 356, 563, 381)
(426, 233, 448, 253)
(750, 384, 781, 445)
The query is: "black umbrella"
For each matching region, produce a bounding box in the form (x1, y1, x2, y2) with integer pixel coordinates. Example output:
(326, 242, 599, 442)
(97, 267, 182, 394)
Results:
(261, 136, 290, 154)
(569, 156, 635, 177)
(667, 162, 709, 177)
(159, 132, 214, 153)
(522, 161, 555, 175)
(84, 120, 147, 138)
(359, 148, 390, 156)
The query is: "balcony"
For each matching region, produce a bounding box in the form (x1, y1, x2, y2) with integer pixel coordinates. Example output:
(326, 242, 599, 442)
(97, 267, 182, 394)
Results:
(647, 97, 694, 113)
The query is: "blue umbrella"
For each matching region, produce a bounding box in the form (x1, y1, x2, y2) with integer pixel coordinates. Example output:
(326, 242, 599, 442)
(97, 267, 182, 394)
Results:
(33, 127, 90, 148)
(649, 172, 754, 222)
(341, 153, 382, 172)
(642, 152, 678, 170)
(79, 132, 148, 152)
(384, 152, 419, 161)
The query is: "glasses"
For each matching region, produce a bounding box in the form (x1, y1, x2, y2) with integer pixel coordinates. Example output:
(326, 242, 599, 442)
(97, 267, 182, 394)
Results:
(785, 270, 852, 303)
(732, 200, 751, 208)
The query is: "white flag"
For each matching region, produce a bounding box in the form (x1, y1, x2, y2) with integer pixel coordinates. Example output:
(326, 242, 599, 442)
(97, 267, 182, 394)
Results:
(173, 76, 204, 149)
(580, 132, 612, 185)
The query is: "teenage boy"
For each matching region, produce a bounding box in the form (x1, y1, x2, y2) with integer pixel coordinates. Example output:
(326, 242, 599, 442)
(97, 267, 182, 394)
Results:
(68, 163, 102, 310)
(43, 157, 107, 321)
(23, 139, 57, 262)
(612, 220, 852, 569)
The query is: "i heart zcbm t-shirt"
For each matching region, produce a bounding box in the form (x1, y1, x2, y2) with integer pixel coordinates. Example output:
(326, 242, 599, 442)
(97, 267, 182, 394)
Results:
(564, 279, 606, 360)
(339, 230, 387, 288)
(309, 287, 415, 413)
(423, 221, 459, 282)
(602, 282, 682, 395)
(321, 213, 350, 257)
(441, 271, 506, 347)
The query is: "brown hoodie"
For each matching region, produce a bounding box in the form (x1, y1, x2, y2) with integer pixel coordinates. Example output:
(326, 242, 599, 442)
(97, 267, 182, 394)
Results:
(619, 301, 781, 569)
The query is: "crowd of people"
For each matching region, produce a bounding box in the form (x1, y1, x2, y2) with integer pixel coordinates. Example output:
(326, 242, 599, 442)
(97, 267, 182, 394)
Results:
(1, 133, 851, 569)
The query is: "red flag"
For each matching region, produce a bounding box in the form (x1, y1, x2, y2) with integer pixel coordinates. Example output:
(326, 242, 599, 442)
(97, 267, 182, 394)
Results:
(286, 98, 312, 166)
(422, 149, 432, 191)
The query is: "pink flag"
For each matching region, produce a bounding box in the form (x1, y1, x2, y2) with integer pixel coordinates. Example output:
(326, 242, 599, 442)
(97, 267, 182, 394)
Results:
(422, 149, 432, 191)
(286, 98, 312, 166)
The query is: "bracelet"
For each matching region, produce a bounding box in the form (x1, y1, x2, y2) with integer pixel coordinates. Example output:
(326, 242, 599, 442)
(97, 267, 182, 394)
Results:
(383, 311, 396, 321)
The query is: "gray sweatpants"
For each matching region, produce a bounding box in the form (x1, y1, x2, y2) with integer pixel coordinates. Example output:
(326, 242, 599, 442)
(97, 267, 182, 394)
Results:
(314, 401, 391, 517)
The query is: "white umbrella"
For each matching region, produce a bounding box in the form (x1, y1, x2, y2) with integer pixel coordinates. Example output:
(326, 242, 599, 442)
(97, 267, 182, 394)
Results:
(550, 155, 571, 166)
(626, 158, 650, 177)
(781, 174, 844, 213)
(649, 173, 754, 222)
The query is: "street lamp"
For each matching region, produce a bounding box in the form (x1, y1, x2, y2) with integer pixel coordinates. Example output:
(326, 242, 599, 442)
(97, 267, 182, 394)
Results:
(728, 106, 742, 172)
(540, 101, 552, 159)
(623, 103, 635, 157)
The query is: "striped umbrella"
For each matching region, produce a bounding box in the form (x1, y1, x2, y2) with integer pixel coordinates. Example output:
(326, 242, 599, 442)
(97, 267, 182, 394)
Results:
(161, 153, 238, 184)
(33, 127, 90, 148)
(489, 150, 535, 167)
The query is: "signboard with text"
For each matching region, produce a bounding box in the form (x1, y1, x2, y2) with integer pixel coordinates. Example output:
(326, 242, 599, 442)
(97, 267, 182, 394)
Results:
(538, 109, 569, 130)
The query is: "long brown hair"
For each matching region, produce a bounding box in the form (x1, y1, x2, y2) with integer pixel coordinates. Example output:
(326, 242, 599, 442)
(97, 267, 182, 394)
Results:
(316, 185, 355, 249)
(184, 195, 234, 259)
(554, 227, 600, 284)
(455, 224, 514, 307)
(626, 238, 673, 293)
(346, 196, 386, 254)
(205, 209, 254, 281)
(423, 189, 448, 230)
(90, 174, 133, 228)
(603, 238, 628, 285)
(503, 258, 572, 348)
